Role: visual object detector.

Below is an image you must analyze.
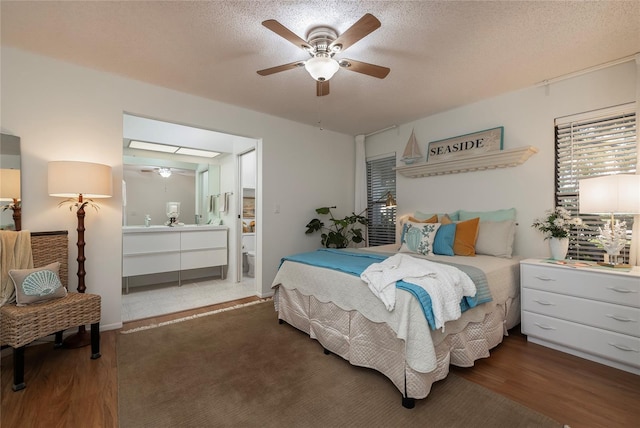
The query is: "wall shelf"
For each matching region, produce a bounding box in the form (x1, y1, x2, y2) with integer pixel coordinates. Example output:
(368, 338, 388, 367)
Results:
(394, 145, 538, 178)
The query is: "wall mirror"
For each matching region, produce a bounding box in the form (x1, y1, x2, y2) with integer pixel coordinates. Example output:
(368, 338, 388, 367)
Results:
(123, 153, 221, 227)
(1, 133, 21, 230)
(122, 114, 231, 227)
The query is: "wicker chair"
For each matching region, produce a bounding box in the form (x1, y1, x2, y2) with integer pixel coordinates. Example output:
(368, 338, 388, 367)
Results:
(0, 231, 101, 391)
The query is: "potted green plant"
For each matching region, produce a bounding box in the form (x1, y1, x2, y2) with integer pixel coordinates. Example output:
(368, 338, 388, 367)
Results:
(305, 206, 368, 248)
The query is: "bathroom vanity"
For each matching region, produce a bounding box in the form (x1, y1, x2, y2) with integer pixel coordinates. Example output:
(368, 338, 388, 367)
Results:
(122, 225, 228, 292)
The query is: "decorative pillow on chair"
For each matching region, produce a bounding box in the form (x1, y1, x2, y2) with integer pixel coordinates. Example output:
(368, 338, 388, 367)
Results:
(9, 262, 67, 306)
(452, 217, 480, 256)
(399, 221, 441, 256)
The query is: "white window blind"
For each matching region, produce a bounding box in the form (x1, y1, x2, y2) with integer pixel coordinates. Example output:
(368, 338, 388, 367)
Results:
(555, 103, 637, 262)
(366, 155, 396, 246)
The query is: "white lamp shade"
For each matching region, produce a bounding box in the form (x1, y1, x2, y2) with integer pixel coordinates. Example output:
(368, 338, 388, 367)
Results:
(579, 174, 640, 214)
(48, 161, 113, 198)
(0, 169, 21, 201)
(305, 56, 340, 81)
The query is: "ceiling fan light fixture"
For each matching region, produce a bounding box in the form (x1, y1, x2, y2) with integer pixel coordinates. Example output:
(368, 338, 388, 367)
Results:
(158, 167, 172, 178)
(305, 55, 339, 81)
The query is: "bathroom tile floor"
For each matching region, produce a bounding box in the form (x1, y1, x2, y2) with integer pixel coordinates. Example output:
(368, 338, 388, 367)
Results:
(121, 276, 256, 322)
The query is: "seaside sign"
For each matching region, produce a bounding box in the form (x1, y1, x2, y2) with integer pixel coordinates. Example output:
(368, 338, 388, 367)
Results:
(427, 127, 503, 164)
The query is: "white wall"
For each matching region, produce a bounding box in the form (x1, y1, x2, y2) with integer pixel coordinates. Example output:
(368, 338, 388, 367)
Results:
(365, 61, 637, 259)
(1, 47, 354, 330)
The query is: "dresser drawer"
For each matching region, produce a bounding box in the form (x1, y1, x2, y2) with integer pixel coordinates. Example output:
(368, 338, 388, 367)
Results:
(522, 311, 640, 368)
(522, 288, 640, 337)
(521, 264, 640, 308)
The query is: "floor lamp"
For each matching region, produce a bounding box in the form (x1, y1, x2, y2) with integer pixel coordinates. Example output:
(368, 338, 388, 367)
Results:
(0, 168, 21, 231)
(48, 161, 112, 347)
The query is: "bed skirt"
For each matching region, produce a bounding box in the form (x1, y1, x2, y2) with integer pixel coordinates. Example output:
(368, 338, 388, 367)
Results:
(276, 286, 520, 402)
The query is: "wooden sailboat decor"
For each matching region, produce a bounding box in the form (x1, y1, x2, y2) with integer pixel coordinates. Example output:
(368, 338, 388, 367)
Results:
(401, 129, 422, 164)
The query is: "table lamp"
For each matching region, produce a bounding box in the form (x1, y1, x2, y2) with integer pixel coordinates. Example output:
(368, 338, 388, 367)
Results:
(579, 174, 640, 267)
(0, 169, 21, 230)
(48, 160, 112, 347)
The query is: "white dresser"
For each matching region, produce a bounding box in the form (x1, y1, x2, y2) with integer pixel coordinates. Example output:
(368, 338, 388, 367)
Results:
(123, 225, 228, 292)
(520, 259, 640, 374)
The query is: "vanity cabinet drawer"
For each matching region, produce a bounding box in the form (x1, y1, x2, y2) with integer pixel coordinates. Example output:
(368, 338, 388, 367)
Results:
(522, 311, 640, 369)
(123, 251, 181, 276)
(522, 288, 640, 337)
(181, 248, 227, 270)
(181, 230, 226, 250)
(521, 264, 640, 308)
(123, 232, 180, 255)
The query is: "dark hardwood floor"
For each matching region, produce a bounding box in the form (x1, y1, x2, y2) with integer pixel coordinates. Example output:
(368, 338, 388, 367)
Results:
(2, 297, 639, 428)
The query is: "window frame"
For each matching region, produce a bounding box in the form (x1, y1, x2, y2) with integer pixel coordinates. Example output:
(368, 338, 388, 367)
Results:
(554, 103, 637, 262)
(366, 154, 397, 247)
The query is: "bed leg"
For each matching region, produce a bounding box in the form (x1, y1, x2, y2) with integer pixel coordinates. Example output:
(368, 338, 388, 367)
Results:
(323, 348, 331, 355)
(278, 319, 284, 324)
(402, 396, 415, 409)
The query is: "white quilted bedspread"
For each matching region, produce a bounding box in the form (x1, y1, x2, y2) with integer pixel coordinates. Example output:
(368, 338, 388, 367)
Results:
(271, 248, 520, 373)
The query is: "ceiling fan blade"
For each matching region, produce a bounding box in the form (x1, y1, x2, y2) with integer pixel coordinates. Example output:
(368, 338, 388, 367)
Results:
(262, 20, 312, 50)
(316, 80, 330, 97)
(257, 61, 305, 76)
(339, 59, 390, 79)
(329, 14, 381, 52)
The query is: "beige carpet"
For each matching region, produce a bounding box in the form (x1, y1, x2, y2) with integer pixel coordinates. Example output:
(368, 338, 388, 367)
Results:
(118, 300, 562, 428)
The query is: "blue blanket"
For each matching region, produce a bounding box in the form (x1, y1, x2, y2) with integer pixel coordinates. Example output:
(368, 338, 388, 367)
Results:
(280, 248, 492, 330)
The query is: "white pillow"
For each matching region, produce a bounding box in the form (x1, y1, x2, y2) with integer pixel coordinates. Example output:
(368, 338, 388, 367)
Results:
(399, 221, 441, 256)
(475, 220, 516, 258)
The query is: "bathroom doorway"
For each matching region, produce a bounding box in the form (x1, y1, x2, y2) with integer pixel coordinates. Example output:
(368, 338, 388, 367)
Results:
(121, 113, 259, 322)
(239, 148, 257, 282)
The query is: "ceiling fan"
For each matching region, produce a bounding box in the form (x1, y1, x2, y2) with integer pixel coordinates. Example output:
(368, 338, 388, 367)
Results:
(257, 13, 390, 96)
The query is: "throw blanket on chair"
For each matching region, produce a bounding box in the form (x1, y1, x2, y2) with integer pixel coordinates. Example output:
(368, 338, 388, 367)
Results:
(0, 230, 33, 306)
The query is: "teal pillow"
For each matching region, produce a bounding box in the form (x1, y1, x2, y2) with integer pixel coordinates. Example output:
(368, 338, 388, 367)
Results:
(458, 208, 516, 222)
(433, 223, 456, 256)
(415, 210, 459, 221)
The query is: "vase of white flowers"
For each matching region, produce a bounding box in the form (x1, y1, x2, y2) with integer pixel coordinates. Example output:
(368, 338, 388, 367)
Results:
(532, 207, 583, 260)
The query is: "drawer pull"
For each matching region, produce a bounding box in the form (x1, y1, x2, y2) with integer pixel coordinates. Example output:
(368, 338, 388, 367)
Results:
(605, 314, 637, 323)
(534, 322, 556, 330)
(608, 343, 640, 353)
(533, 299, 555, 306)
(534, 275, 555, 282)
(606, 287, 638, 294)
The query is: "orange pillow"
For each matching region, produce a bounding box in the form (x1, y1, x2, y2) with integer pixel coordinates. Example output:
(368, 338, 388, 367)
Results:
(453, 217, 480, 256)
(408, 214, 438, 223)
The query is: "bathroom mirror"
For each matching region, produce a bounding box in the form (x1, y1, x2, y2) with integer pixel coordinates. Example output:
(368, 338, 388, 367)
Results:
(123, 154, 221, 227)
(0, 133, 21, 230)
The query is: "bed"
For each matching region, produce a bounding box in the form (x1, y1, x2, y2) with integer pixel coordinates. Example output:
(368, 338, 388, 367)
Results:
(271, 211, 521, 408)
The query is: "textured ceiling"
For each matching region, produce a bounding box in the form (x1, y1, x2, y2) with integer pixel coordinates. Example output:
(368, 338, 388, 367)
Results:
(1, 1, 639, 136)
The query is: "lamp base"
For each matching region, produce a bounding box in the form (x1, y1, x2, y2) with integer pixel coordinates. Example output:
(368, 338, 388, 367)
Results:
(62, 326, 91, 348)
(597, 262, 631, 269)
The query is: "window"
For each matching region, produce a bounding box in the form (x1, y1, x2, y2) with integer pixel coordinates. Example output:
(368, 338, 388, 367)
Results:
(366, 155, 396, 246)
(555, 103, 637, 262)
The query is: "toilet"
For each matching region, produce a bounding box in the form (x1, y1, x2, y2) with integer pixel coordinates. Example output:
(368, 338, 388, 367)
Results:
(246, 251, 255, 277)
(242, 233, 255, 277)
